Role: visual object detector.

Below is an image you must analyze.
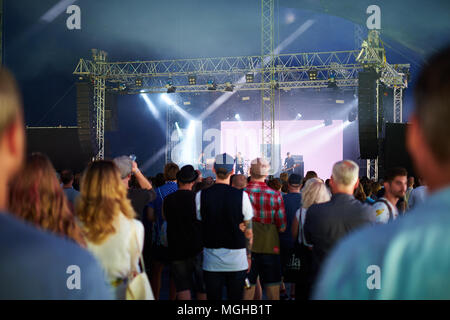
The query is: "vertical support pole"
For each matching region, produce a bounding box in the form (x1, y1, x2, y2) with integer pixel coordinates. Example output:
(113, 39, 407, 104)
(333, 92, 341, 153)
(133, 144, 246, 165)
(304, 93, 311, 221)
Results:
(92, 49, 107, 160)
(393, 86, 403, 123)
(261, 0, 276, 173)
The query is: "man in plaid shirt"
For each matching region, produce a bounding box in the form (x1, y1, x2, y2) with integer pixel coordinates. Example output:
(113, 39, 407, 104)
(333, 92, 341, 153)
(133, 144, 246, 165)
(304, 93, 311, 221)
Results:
(243, 158, 286, 300)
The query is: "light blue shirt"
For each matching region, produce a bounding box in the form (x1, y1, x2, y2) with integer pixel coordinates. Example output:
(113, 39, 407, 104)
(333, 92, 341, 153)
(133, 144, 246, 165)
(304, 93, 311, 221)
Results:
(313, 186, 450, 300)
(408, 186, 428, 210)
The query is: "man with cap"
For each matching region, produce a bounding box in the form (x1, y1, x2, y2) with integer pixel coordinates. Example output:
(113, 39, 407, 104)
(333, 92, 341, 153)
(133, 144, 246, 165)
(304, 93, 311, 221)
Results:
(279, 173, 303, 299)
(195, 153, 254, 300)
(163, 165, 205, 300)
(113, 155, 156, 221)
(243, 158, 287, 300)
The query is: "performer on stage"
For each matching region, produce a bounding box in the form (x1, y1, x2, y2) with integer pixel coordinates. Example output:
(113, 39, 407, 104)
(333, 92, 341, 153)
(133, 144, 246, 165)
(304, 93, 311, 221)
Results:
(197, 152, 206, 171)
(283, 152, 295, 174)
(235, 152, 244, 175)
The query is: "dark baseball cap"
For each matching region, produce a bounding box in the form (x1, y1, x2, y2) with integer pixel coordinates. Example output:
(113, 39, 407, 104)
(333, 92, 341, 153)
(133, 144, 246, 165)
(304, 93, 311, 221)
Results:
(214, 153, 235, 173)
(288, 173, 302, 186)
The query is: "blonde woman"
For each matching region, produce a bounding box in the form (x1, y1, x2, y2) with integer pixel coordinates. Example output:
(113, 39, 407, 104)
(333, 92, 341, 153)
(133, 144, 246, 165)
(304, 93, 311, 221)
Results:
(76, 160, 145, 299)
(291, 178, 330, 300)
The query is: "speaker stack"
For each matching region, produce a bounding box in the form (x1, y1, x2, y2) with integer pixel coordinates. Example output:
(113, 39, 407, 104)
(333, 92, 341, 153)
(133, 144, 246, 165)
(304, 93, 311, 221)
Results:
(76, 81, 96, 159)
(358, 69, 380, 159)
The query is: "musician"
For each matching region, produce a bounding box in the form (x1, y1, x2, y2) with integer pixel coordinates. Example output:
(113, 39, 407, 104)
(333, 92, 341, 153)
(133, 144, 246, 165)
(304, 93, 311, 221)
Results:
(235, 152, 244, 175)
(197, 152, 206, 171)
(284, 152, 295, 174)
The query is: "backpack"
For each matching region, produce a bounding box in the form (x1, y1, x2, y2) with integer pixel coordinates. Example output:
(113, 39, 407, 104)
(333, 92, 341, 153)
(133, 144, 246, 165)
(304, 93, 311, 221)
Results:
(375, 199, 393, 222)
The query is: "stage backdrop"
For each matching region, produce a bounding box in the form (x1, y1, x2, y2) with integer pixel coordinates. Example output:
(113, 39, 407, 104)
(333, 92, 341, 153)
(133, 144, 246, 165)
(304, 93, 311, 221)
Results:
(221, 120, 344, 179)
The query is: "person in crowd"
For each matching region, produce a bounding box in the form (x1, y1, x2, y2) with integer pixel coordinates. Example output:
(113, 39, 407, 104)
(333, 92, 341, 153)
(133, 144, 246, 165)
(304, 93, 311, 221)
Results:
(408, 177, 428, 210)
(195, 153, 253, 300)
(73, 172, 82, 191)
(163, 165, 205, 300)
(267, 178, 282, 192)
(146, 162, 179, 300)
(153, 173, 166, 188)
(301, 171, 318, 190)
(370, 181, 382, 201)
(76, 160, 144, 299)
(291, 178, 330, 300)
(279, 173, 302, 300)
(243, 158, 286, 300)
(0, 68, 112, 299)
(303, 160, 375, 290)
(231, 174, 248, 190)
(362, 179, 375, 204)
(280, 172, 289, 194)
(9, 153, 86, 247)
(354, 183, 367, 203)
(372, 167, 408, 224)
(60, 169, 80, 211)
(113, 156, 156, 221)
(313, 46, 450, 299)
(405, 176, 415, 204)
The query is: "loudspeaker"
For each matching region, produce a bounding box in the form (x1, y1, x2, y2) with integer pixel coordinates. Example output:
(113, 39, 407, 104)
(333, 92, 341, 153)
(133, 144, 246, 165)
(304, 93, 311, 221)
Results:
(76, 82, 95, 158)
(382, 123, 415, 178)
(358, 69, 379, 159)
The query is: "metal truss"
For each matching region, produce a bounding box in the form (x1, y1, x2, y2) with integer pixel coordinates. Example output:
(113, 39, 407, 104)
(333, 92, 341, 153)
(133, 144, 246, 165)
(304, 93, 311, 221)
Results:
(91, 49, 107, 160)
(367, 158, 378, 181)
(393, 85, 403, 123)
(74, 30, 409, 162)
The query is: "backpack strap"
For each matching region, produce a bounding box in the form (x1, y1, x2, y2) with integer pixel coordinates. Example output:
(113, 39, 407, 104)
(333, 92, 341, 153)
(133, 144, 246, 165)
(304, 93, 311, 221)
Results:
(375, 199, 393, 222)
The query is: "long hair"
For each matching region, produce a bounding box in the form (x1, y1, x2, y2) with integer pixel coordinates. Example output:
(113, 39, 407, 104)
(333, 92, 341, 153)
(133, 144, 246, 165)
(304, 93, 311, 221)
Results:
(76, 160, 136, 244)
(9, 153, 86, 247)
(302, 178, 331, 209)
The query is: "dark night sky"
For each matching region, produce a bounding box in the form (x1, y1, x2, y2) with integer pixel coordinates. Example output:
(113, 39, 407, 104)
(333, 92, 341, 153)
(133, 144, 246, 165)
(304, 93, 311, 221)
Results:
(3, 0, 450, 174)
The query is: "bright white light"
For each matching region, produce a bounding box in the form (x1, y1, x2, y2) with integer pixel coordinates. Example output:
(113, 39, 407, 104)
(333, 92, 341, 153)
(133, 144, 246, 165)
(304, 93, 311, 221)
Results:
(141, 94, 160, 119)
(296, 113, 302, 119)
(285, 12, 295, 24)
(161, 93, 194, 121)
(175, 122, 183, 138)
(235, 114, 241, 120)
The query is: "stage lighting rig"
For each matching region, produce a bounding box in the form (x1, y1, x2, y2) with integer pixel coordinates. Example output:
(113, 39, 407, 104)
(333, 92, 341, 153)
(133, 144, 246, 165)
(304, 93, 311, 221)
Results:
(307, 68, 318, 81)
(246, 73, 254, 83)
(166, 79, 176, 93)
(207, 80, 217, 90)
(188, 75, 197, 85)
(224, 82, 234, 92)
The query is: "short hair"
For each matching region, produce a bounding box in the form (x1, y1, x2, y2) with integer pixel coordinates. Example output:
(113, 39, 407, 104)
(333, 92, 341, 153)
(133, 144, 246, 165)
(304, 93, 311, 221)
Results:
(332, 160, 359, 186)
(414, 46, 450, 164)
(267, 178, 282, 191)
(163, 162, 179, 181)
(0, 68, 22, 136)
(231, 174, 248, 189)
(61, 169, 74, 185)
(250, 158, 270, 179)
(384, 167, 408, 183)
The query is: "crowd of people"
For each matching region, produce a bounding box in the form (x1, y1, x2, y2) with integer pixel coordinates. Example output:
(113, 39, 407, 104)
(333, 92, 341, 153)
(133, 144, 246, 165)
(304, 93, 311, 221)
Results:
(0, 46, 449, 300)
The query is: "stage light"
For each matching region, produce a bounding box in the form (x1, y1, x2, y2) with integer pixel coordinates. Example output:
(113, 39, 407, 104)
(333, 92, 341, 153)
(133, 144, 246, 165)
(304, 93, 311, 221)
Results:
(135, 78, 143, 87)
(188, 75, 197, 85)
(166, 79, 176, 93)
(307, 69, 318, 81)
(296, 113, 302, 119)
(207, 80, 217, 90)
(141, 94, 160, 119)
(235, 113, 241, 120)
(246, 73, 254, 83)
(224, 82, 234, 92)
(119, 83, 127, 91)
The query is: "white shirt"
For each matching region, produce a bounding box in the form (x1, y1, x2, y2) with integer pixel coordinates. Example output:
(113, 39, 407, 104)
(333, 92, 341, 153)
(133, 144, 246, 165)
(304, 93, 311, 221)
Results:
(195, 190, 253, 272)
(373, 197, 399, 224)
(85, 214, 144, 281)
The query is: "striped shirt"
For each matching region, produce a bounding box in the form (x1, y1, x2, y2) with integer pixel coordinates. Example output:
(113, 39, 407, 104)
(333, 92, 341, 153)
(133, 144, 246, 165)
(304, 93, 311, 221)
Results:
(245, 181, 286, 230)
